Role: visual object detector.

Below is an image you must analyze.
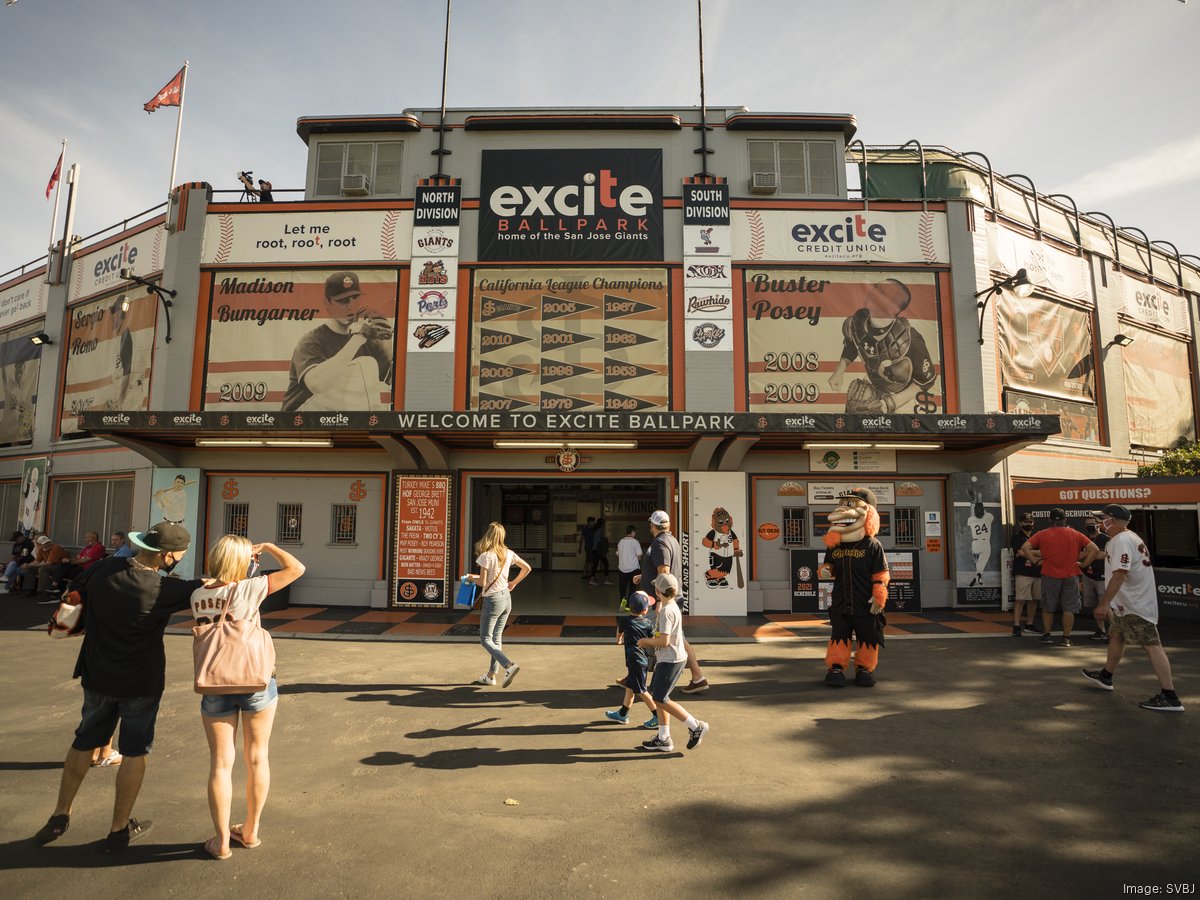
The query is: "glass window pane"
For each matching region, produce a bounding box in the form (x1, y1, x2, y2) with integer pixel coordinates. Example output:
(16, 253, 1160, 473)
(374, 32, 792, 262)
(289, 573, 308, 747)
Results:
(315, 143, 344, 197)
(0, 483, 17, 535)
(374, 142, 403, 194)
(107, 479, 133, 536)
(748, 141, 775, 173)
(50, 481, 80, 543)
(346, 144, 373, 177)
(78, 481, 109, 544)
(778, 142, 807, 194)
(807, 141, 838, 195)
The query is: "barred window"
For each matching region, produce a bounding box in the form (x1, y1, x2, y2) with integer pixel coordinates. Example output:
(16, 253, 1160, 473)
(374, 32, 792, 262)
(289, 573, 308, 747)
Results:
(277, 503, 303, 544)
(894, 507, 919, 548)
(782, 507, 807, 546)
(224, 503, 249, 538)
(331, 504, 357, 545)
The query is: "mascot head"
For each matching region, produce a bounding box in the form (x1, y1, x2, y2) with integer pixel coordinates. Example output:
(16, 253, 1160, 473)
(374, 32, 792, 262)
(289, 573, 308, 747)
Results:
(823, 487, 881, 548)
(711, 507, 733, 534)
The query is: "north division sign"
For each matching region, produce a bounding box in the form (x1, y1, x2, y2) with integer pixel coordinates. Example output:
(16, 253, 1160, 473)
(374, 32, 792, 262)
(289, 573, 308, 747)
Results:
(478, 149, 664, 262)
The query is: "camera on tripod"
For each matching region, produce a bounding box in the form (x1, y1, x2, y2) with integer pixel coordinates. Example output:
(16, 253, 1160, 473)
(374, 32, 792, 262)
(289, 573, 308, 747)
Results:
(237, 170, 254, 190)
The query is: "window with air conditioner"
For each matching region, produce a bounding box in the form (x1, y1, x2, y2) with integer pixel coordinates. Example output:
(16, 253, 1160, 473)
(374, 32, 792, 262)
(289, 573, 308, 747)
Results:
(314, 141, 403, 198)
(748, 140, 838, 196)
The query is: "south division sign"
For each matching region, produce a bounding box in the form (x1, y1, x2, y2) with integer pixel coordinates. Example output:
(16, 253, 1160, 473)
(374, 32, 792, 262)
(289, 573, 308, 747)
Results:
(393, 475, 451, 607)
(478, 149, 664, 262)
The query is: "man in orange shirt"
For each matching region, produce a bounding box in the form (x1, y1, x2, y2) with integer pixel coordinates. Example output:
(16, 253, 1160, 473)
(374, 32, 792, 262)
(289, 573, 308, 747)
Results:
(1019, 509, 1100, 647)
(19, 535, 69, 596)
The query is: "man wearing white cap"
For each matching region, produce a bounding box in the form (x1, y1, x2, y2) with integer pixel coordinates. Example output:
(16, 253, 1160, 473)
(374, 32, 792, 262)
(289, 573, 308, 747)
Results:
(633, 510, 709, 694)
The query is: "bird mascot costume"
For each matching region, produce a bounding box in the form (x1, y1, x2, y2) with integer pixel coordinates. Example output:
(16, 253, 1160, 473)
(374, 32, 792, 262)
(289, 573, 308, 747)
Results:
(821, 487, 890, 687)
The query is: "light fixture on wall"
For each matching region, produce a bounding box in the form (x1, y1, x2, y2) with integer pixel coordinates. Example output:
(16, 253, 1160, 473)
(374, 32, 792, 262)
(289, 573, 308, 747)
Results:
(120, 267, 177, 342)
(803, 441, 944, 451)
(195, 438, 334, 448)
(29, 332, 53, 346)
(1105, 332, 1135, 349)
(973, 268, 1034, 345)
(493, 440, 638, 450)
(118, 294, 131, 313)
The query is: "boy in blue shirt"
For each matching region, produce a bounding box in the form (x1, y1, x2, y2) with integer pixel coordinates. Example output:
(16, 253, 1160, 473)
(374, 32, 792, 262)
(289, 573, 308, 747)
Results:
(604, 591, 658, 726)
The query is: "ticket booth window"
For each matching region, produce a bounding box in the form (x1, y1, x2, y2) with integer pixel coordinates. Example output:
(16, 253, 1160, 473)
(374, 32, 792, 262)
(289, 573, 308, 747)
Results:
(331, 504, 357, 545)
(782, 507, 807, 546)
(223, 503, 249, 538)
(894, 507, 919, 548)
(277, 503, 303, 545)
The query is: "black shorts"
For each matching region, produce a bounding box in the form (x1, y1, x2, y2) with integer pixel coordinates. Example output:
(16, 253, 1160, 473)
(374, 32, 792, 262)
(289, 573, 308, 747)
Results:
(649, 660, 686, 703)
(72, 689, 162, 757)
(624, 661, 649, 696)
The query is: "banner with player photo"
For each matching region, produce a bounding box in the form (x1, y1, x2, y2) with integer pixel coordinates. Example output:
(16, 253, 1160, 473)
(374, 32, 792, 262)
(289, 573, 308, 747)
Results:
(996, 294, 1094, 402)
(60, 292, 157, 435)
(204, 269, 398, 411)
(470, 268, 669, 412)
(0, 321, 45, 446)
(1121, 327, 1196, 449)
(1004, 390, 1100, 445)
(951, 472, 1002, 607)
(744, 269, 943, 414)
(20, 457, 48, 533)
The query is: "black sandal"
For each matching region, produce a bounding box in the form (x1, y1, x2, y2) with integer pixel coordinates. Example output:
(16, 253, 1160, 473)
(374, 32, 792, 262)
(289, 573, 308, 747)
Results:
(36, 814, 70, 844)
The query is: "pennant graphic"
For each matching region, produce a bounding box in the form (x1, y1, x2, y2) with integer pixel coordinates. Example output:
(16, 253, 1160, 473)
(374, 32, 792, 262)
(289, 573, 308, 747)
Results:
(45, 149, 64, 200)
(541, 327, 594, 351)
(604, 326, 657, 350)
(479, 296, 534, 321)
(604, 391, 659, 412)
(540, 392, 592, 412)
(478, 328, 533, 356)
(540, 361, 596, 385)
(603, 359, 658, 384)
(477, 393, 534, 412)
(478, 362, 536, 386)
(144, 67, 185, 113)
(540, 296, 597, 320)
(604, 295, 657, 319)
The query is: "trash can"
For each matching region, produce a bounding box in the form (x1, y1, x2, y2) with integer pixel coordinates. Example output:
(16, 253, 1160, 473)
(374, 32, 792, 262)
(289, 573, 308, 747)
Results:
(258, 570, 291, 612)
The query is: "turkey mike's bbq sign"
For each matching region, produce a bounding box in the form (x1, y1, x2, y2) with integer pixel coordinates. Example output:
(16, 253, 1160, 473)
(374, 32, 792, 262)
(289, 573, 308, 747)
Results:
(478, 149, 663, 262)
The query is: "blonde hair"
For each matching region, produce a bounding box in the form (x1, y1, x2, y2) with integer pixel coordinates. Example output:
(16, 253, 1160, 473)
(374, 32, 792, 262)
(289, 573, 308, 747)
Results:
(474, 521, 508, 558)
(207, 534, 253, 583)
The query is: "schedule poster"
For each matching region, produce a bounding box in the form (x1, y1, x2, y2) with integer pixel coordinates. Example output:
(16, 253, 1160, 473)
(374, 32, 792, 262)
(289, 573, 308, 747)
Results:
(393, 475, 451, 607)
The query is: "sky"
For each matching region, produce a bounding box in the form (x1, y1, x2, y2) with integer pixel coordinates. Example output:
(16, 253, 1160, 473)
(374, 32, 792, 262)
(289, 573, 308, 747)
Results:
(2, 0, 1198, 278)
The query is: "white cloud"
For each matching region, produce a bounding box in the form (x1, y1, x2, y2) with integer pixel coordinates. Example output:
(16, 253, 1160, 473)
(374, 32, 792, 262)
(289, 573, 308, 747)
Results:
(1058, 133, 1200, 205)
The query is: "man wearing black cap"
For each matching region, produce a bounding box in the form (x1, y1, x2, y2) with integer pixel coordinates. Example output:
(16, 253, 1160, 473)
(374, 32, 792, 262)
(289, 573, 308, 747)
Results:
(1010, 513, 1042, 637)
(1082, 505, 1184, 712)
(1019, 508, 1100, 647)
(35, 521, 203, 852)
(280, 270, 394, 411)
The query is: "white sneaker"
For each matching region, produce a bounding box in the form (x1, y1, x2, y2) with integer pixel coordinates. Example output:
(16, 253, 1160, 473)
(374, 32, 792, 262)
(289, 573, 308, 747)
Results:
(502, 664, 520, 688)
(475, 674, 496, 686)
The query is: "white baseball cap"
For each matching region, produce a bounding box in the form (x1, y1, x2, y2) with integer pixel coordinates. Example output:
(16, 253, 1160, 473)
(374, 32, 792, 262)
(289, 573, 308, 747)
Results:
(649, 510, 670, 527)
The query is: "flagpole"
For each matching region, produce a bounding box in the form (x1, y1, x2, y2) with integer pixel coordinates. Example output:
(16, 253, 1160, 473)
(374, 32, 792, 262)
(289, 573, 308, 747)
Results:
(167, 61, 189, 199)
(47, 139, 66, 255)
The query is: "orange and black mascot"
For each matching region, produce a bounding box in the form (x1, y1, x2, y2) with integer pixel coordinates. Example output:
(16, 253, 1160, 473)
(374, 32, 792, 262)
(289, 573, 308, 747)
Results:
(821, 487, 890, 687)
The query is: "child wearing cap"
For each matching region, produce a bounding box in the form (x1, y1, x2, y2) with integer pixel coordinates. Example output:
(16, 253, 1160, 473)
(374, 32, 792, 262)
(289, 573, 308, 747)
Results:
(603, 591, 658, 727)
(634, 573, 709, 752)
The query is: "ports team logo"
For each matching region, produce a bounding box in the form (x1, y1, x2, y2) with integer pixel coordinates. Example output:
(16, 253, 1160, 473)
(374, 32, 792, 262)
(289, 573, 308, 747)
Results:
(478, 148, 663, 262)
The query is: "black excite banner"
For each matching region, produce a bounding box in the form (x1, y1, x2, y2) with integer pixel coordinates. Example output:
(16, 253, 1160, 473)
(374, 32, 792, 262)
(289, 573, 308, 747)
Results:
(81, 409, 1062, 438)
(478, 149, 663, 262)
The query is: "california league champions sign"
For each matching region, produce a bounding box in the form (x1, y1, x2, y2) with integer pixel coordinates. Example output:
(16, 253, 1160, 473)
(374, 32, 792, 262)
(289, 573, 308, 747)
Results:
(478, 149, 663, 262)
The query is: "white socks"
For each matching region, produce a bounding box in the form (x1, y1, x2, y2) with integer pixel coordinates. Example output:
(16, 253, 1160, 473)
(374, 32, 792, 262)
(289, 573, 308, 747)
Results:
(683, 715, 699, 731)
(658, 725, 670, 741)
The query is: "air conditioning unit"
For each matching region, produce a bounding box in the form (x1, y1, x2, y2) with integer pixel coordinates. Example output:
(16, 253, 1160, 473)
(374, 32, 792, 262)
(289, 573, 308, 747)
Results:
(750, 171, 779, 195)
(340, 174, 370, 196)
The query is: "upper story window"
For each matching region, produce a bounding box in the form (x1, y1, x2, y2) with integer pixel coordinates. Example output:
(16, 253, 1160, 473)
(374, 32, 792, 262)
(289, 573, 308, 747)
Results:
(314, 141, 403, 198)
(748, 139, 838, 196)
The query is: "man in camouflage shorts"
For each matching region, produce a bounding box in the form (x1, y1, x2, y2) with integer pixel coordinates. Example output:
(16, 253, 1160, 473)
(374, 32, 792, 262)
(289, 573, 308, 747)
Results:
(1081, 504, 1184, 712)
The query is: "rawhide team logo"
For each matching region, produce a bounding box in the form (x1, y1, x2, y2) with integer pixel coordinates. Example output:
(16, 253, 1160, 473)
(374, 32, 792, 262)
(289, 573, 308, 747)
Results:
(478, 149, 663, 262)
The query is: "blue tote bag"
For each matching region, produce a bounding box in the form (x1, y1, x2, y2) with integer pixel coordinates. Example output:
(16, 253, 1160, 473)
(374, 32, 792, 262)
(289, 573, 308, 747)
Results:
(454, 581, 479, 609)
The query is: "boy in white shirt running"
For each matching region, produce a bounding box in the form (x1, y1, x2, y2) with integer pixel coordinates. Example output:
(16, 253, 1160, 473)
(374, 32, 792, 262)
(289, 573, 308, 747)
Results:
(635, 573, 709, 751)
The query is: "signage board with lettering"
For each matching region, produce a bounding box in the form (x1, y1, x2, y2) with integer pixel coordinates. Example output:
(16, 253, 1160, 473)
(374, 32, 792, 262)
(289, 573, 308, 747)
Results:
(393, 475, 452, 607)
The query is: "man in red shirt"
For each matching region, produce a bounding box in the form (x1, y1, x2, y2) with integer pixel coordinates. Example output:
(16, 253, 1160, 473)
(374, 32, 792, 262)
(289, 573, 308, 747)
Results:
(1020, 509, 1100, 647)
(47, 531, 108, 596)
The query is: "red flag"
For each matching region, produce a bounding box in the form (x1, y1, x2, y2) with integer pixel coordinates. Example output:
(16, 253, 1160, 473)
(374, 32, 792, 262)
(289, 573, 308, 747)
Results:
(144, 67, 184, 113)
(45, 149, 63, 200)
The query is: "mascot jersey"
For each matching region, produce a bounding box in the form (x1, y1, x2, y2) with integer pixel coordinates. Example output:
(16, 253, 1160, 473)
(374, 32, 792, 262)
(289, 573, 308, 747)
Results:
(840, 310, 936, 395)
(823, 535, 888, 615)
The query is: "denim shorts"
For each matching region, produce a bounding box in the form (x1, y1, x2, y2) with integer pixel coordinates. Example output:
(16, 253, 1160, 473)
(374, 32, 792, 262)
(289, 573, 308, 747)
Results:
(72, 690, 162, 757)
(200, 677, 279, 717)
(649, 660, 686, 703)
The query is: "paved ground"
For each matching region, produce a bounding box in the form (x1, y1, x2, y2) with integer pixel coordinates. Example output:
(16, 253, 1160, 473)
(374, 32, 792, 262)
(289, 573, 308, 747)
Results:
(0, 608, 1197, 898)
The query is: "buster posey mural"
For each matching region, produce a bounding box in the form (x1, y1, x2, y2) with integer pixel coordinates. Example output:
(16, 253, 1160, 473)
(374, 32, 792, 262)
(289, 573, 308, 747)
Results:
(203, 268, 398, 411)
(745, 269, 943, 414)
